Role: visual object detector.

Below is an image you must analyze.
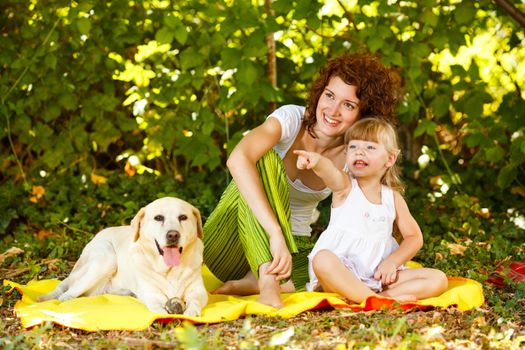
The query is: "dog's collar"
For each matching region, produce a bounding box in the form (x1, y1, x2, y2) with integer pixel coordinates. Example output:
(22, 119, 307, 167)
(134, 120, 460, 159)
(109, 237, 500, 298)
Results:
(155, 239, 164, 256)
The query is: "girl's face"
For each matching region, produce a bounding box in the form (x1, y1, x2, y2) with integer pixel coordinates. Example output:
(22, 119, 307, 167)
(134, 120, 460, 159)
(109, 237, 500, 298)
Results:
(314, 76, 360, 138)
(346, 139, 396, 178)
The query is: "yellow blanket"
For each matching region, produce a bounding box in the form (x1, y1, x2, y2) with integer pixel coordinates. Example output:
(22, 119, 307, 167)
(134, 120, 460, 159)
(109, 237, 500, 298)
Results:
(4, 266, 484, 331)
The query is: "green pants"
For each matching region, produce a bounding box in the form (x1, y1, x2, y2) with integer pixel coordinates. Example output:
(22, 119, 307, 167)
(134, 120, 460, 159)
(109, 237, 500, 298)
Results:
(203, 150, 313, 291)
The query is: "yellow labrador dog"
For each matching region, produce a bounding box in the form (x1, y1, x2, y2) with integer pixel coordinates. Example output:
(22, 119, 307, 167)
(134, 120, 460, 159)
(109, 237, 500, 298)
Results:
(38, 197, 208, 316)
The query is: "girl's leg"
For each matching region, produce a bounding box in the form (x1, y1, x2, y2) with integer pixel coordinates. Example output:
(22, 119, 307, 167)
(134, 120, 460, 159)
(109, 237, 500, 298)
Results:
(312, 250, 377, 303)
(380, 268, 448, 300)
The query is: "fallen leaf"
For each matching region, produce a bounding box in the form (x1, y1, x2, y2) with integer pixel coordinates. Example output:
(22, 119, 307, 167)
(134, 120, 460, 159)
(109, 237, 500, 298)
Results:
(124, 161, 136, 177)
(30, 185, 45, 202)
(36, 229, 55, 240)
(0, 247, 24, 265)
(422, 325, 445, 341)
(447, 243, 467, 255)
(511, 186, 525, 197)
(41, 258, 60, 272)
(32, 185, 45, 196)
(91, 171, 108, 185)
(472, 316, 486, 327)
(270, 327, 294, 346)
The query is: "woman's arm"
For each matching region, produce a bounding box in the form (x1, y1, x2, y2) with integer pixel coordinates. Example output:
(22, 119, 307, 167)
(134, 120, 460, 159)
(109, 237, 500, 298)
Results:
(374, 191, 424, 285)
(227, 117, 291, 280)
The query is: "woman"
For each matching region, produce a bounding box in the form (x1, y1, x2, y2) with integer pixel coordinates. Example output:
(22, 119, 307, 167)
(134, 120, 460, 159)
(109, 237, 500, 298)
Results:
(203, 53, 400, 308)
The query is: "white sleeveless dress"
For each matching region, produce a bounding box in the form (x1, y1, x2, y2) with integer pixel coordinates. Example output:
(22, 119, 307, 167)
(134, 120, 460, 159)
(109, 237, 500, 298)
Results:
(306, 177, 400, 292)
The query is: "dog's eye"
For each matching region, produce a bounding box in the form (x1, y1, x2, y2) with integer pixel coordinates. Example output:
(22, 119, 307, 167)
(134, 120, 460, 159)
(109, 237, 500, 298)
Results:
(178, 215, 187, 221)
(154, 215, 165, 222)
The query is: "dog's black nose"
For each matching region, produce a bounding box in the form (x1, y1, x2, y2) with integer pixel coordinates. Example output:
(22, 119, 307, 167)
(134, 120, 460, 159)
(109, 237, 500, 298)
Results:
(166, 230, 180, 245)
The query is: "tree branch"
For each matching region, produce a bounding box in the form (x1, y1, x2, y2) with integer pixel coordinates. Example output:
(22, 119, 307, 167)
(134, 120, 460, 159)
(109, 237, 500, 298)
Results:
(335, 0, 358, 32)
(493, 0, 525, 28)
(496, 58, 522, 97)
(304, 23, 366, 51)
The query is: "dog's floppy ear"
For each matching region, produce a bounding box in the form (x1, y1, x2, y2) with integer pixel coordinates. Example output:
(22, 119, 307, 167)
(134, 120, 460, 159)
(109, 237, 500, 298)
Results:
(192, 207, 203, 239)
(131, 208, 145, 242)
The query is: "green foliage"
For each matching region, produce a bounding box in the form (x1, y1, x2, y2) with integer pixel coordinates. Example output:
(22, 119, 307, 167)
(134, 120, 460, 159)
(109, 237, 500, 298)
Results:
(2, 1, 522, 199)
(0, 171, 221, 273)
(3, 0, 522, 192)
(1, 3, 524, 337)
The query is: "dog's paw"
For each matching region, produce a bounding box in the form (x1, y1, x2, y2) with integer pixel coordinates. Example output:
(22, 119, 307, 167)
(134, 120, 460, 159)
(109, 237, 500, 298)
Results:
(183, 305, 202, 317)
(36, 295, 48, 302)
(165, 297, 185, 314)
(58, 293, 74, 302)
(37, 290, 61, 302)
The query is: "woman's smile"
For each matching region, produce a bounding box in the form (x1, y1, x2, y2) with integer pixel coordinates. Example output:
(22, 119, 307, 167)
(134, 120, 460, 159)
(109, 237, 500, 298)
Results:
(315, 76, 360, 136)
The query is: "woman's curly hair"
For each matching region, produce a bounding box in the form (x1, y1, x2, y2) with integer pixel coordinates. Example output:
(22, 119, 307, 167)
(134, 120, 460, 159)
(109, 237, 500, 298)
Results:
(304, 53, 400, 136)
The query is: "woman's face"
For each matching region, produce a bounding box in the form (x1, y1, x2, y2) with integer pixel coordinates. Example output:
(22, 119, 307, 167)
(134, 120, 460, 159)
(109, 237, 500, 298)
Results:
(314, 76, 360, 138)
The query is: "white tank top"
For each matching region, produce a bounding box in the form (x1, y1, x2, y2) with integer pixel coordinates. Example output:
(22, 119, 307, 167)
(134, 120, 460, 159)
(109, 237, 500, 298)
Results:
(269, 105, 331, 236)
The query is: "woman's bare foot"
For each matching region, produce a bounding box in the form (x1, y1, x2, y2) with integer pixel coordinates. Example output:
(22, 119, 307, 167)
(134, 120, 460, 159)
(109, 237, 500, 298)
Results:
(212, 271, 259, 295)
(280, 279, 295, 293)
(257, 264, 283, 308)
(212, 270, 294, 297)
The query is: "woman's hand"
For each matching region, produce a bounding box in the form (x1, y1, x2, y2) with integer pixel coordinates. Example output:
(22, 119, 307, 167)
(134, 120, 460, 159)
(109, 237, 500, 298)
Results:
(374, 260, 398, 286)
(266, 232, 292, 281)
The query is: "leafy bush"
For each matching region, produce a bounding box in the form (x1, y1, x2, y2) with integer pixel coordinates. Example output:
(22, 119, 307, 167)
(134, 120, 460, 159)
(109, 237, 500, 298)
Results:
(0, 0, 523, 295)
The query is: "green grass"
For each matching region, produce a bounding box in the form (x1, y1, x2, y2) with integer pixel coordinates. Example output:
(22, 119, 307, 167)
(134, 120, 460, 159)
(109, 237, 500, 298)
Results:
(0, 172, 524, 349)
(1, 294, 524, 349)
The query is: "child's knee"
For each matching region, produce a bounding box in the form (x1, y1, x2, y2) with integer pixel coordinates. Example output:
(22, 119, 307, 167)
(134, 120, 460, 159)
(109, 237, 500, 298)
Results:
(429, 269, 448, 294)
(437, 270, 448, 291)
(312, 250, 334, 275)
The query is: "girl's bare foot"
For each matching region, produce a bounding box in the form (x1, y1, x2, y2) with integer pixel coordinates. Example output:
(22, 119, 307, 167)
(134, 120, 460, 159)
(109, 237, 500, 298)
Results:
(379, 292, 417, 302)
(392, 294, 417, 302)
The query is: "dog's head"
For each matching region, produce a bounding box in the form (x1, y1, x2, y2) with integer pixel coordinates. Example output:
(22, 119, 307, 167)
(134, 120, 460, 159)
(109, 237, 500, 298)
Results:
(130, 197, 203, 267)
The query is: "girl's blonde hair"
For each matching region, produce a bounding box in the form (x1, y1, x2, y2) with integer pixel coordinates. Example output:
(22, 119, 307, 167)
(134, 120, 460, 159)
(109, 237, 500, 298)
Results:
(344, 118, 404, 192)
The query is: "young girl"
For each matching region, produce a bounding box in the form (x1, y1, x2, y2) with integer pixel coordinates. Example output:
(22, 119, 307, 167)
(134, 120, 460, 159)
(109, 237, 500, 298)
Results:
(294, 118, 448, 303)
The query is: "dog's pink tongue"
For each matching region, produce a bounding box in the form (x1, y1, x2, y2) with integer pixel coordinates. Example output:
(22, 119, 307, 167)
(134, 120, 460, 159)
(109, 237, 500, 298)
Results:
(162, 247, 181, 267)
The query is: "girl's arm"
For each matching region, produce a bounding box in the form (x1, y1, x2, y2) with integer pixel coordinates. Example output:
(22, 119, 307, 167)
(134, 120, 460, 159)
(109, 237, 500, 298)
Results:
(227, 117, 292, 280)
(293, 150, 350, 201)
(374, 191, 424, 285)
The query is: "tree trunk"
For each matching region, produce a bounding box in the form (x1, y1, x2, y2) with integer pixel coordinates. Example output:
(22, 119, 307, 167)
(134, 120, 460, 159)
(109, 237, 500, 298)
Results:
(265, 0, 277, 113)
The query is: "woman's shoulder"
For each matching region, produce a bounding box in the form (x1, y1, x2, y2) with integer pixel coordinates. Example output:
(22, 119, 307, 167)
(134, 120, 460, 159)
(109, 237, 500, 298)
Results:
(269, 104, 305, 122)
(268, 105, 305, 145)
